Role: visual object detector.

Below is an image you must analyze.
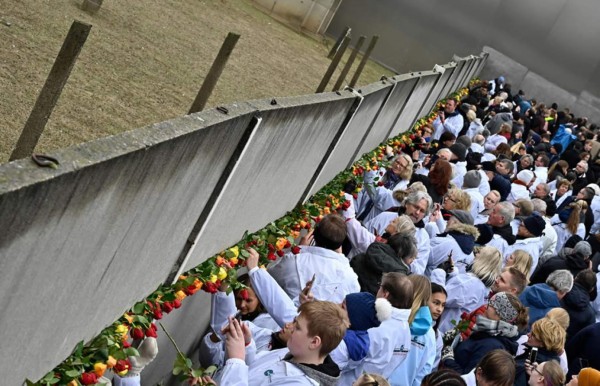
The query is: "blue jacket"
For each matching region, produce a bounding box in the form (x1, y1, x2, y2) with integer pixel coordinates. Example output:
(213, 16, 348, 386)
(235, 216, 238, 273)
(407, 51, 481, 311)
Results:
(443, 331, 519, 375)
(519, 284, 560, 329)
(389, 307, 436, 386)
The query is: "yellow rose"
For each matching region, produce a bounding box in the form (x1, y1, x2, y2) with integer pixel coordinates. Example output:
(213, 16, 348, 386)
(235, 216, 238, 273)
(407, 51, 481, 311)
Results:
(175, 290, 187, 300)
(209, 274, 218, 283)
(115, 324, 128, 338)
(229, 256, 239, 266)
(217, 268, 227, 280)
(228, 246, 239, 258)
(94, 362, 107, 377)
(106, 356, 117, 368)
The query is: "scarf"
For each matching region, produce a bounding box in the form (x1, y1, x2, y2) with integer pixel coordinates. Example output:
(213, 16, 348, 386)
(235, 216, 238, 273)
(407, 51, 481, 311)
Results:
(472, 315, 519, 338)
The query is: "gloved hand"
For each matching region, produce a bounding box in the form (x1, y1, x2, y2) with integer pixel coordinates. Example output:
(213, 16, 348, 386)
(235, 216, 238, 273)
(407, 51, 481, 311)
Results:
(113, 336, 158, 386)
(441, 345, 454, 362)
(442, 328, 458, 347)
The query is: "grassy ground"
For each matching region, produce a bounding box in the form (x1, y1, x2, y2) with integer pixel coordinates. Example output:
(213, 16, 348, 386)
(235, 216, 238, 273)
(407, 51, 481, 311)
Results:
(0, 0, 394, 163)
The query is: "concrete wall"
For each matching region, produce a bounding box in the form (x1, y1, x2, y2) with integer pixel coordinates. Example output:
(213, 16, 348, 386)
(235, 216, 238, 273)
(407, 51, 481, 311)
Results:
(251, 0, 342, 35)
(479, 46, 600, 124)
(0, 53, 484, 385)
(327, 0, 600, 109)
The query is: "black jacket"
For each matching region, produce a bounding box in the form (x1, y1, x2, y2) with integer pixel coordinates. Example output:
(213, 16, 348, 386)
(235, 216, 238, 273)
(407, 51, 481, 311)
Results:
(515, 346, 560, 386)
(529, 251, 589, 285)
(350, 242, 410, 296)
(566, 322, 600, 378)
(562, 283, 596, 342)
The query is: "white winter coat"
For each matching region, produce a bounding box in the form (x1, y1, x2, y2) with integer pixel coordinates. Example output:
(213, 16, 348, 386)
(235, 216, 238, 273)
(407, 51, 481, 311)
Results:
(268, 245, 359, 304)
(504, 237, 542, 274)
(464, 188, 485, 222)
(552, 222, 586, 254)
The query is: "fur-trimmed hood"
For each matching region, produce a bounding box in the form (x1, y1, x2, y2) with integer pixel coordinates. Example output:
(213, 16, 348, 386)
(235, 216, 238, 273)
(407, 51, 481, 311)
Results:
(441, 223, 479, 254)
(445, 222, 480, 238)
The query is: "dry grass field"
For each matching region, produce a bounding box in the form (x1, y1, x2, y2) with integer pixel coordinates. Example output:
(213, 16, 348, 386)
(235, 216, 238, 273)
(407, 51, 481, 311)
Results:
(0, 0, 394, 163)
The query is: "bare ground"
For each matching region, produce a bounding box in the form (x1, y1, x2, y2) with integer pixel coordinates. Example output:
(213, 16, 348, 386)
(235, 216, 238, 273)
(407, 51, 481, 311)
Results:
(0, 0, 394, 163)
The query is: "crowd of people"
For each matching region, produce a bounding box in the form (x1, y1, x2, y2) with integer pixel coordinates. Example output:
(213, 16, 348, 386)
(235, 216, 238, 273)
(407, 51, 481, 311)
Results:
(113, 77, 600, 385)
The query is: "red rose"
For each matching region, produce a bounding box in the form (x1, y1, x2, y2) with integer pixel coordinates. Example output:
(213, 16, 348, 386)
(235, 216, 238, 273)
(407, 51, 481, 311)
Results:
(291, 246, 301, 254)
(122, 339, 131, 348)
(276, 250, 284, 257)
(342, 201, 351, 210)
(114, 359, 131, 374)
(162, 302, 174, 314)
(131, 327, 145, 340)
(81, 372, 98, 385)
(267, 252, 276, 261)
(267, 244, 275, 251)
(153, 308, 163, 320)
(173, 299, 182, 309)
(203, 282, 218, 294)
(145, 327, 158, 338)
(239, 288, 249, 301)
(284, 240, 291, 248)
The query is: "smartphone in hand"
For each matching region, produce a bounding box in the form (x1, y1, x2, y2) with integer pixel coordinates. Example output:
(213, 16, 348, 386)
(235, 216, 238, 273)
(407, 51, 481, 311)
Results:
(302, 274, 316, 296)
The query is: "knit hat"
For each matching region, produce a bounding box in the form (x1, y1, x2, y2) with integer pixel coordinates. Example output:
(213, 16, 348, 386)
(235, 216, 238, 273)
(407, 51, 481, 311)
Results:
(578, 368, 600, 386)
(516, 170, 535, 185)
(463, 170, 482, 189)
(345, 292, 391, 330)
(449, 143, 467, 162)
(558, 208, 572, 224)
(574, 241, 592, 257)
(587, 183, 600, 196)
(481, 161, 496, 173)
(521, 214, 545, 237)
(488, 292, 518, 324)
(565, 235, 583, 249)
(475, 224, 494, 245)
(448, 209, 474, 226)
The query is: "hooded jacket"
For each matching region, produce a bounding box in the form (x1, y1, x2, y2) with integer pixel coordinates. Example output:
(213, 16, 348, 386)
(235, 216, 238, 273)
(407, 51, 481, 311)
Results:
(351, 242, 410, 295)
(427, 222, 479, 276)
(529, 250, 589, 285)
(562, 283, 596, 341)
(518, 284, 560, 328)
(389, 306, 436, 386)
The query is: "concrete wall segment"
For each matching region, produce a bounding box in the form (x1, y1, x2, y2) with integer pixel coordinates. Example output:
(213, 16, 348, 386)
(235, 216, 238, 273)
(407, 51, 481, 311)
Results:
(392, 73, 438, 137)
(0, 104, 257, 385)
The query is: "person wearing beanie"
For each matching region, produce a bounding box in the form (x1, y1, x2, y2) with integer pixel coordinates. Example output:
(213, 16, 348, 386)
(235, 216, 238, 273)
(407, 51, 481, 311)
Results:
(508, 169, 535, 203)
(529, 241, 592, 285)
(569, 367, 600, 386)
(456, 135, 473, 150)
(433, 99, 464, 140)
(505, 214, 546, 274)
(562, 270, 597, 343)
(449, 143, 468, 188)
(442, 292, 528, 375)
(463, 170, 485, 221)
(519, 270, 574, 328)
(427, 210, 480, 276)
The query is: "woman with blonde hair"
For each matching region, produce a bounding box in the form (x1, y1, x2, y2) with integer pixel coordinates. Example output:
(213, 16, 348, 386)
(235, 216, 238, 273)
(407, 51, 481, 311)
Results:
(505, 249, 533, 278)
(433, 246, 502, 333)
(553, 200, 587, 253)
(355, 153, 414, 222)
(390, 275, 436, 385)
(514, 318, 567, 385)
(353, 373, 390, 386)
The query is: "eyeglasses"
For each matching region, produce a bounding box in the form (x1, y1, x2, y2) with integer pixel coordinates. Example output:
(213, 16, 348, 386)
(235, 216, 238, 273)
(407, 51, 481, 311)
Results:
(532, 365, 544, 377)
(444, 195, 455, 203)
(392, 159, 409, 169)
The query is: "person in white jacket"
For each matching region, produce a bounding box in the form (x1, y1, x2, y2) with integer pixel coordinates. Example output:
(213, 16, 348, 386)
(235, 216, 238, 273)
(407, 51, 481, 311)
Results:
(508, 170, 535, 203)
(463, 170, 485, 222)
(268, 214, 359, 304)
(216, 300, 350, 386)
(504, 214, 546, 274)
(432, 99, 464, 140)
(389, 275, 436, 386)
(354, 153, 413, 223)
(431, 246, 502, 333)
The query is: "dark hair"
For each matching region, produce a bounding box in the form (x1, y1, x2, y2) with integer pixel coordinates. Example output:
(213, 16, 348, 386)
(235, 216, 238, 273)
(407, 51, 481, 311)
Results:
(421, 369, 466, 386)
(313, 214, 346, 250)
(431, 283, 448, 333)
(477, 349, 516, 386)
(387, 233, 417, 262)
(575, 269, 597, 292)
(536, 153, 550, 166)
(440, 131, 457, 143)
(380, 272, 413, 309)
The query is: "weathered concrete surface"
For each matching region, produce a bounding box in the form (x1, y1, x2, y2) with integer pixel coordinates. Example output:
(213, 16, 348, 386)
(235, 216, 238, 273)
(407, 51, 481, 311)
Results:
(375, 75, 419, 140)
(185, 93, 356, 271)
(418, 66, 451, 118)
(0, 104, 256, 385)
(479, 46, 528, 89)
(308, 83, 390, 197)
(392, 72, 438, 136)
(437, 64, 458, 102)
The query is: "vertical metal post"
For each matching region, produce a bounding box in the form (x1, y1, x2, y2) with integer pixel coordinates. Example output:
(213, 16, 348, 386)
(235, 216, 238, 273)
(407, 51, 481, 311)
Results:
(188, 32, 240, 114)
(348, 35, 379, 88)
(10, 20, 92, 161)
(327, 26, 351, 59)
(332, 35, 365, 91)
(316, 35, 351, 93)
(81, 0, 104, 14)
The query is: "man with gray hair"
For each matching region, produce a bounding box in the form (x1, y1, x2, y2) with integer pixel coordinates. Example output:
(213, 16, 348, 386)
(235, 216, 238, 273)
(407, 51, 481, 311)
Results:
(529, 240, 592, 285)
(486, 202, 516, 256)
(531, 198, 558, 263)
(519, 269, 574, 328)
(532, 182, 557, 217)
(364, 190, 433, 275)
